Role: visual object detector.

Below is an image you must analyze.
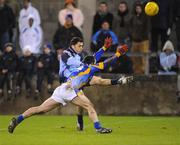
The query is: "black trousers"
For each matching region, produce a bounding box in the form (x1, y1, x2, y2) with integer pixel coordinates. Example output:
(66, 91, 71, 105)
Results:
(36, 69, 53, 92)
(17, 71, 33, 90)
(0, 72, 15, 91)
(151, 28, 168, 52)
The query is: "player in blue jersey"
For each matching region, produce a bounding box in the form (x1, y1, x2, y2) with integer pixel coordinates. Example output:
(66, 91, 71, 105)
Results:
(60, 37, 115, 131)
(8, 44, 132, 134)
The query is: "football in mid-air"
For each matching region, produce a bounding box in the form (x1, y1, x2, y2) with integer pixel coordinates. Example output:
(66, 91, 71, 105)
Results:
(145, 2, 159, 16)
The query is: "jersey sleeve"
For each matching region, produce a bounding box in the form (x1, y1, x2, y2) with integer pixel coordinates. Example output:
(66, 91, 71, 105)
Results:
(90, 55, 118, 73)
(93, 46, 108, 62)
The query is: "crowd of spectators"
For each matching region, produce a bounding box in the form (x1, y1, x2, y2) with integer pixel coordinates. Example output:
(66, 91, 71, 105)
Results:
(0, 0, 180, 102)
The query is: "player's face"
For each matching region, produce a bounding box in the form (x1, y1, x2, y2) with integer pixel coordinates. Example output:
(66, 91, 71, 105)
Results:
(73, 42, 84, 54)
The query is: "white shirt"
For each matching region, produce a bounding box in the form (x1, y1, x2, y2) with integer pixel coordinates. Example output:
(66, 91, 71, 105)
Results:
(19, 3, 41, 32)
(158, 52, 177, 75)
(19, 25, 43, 54)
(58, 8, 84, 30)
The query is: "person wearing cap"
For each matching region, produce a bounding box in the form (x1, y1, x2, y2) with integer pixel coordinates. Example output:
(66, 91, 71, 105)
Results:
(158, 40, 178, 75)
(35, 44, 55, 99)
(58, 0, 84, 30)
(19, 0, 41, 32)
(0, 43, 18, 100)
(53, 14, 83, 51)
(19, 14, 43, 55)
(15, 46, 36, 97)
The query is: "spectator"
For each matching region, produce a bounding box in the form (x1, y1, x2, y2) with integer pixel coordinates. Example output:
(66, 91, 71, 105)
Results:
(19, 15, 43, 54)
(16, 46, 36, 97)
(53, 14, 83, 51)
(150, 0, 173, 52)
(113, 1, 131, 48)
(58, 0, 84, 30)
(19, 0, 41, 32)
(0, 0, 15, 52)
(35, 44, 55, 97)
(130, 1, 150, 74)
(158, 40, 177, 75)
(91, 21, 118, 52)
(92, 1, 113, 35)
(0, 43, 18, 100)
(173, 0, 180, 52)
(7, 0, 20, 45)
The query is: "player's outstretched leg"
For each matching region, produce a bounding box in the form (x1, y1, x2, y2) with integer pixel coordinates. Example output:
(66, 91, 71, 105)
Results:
(8, 98, 59, 133)
(72, 94, 112, 134)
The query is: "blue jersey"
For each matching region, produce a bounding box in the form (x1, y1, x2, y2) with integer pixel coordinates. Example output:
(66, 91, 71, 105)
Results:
(59, 48, 82, 82)
(69, 54, 118, 93)
(59, 46, 107, 83)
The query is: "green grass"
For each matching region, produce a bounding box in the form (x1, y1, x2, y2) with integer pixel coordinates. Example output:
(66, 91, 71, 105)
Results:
(0, 116, 180, 145)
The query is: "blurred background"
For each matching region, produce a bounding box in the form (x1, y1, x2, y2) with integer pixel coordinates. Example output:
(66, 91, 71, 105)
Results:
(0, 0, 179, 115)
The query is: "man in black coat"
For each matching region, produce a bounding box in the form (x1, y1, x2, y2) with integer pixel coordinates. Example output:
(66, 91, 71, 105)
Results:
(0, 0, 15, 52)
(150, 0, 173, 52)
(92, 2, 113, 35)
(0, 43, 18, 100)
(53, 14, 83, 51)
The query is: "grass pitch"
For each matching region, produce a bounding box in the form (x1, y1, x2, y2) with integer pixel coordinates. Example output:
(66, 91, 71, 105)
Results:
(0, 116, 180, 145)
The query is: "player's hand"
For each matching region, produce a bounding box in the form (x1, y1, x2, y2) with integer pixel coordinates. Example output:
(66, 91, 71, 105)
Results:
(104, 37, 112, 49)
(117, 76, 133, 85)
(116, 44, 128, 56)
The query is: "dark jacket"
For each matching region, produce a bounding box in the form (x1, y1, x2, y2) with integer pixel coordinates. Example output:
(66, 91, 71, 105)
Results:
(130, 4, 150, 42)
(37, 52, 55, 70)
(174, 0, 180, 20)
(0, 4, 15, 35)
(0, 50, 18, 72)
(150, 0, 173, 29)
(18, 55, 36, 73)
(92, 12, 114, 34)
(53, 25, 83, 50)
(113, 10, 131, 41)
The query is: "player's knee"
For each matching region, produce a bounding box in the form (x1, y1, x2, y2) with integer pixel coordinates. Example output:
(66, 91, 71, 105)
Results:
(86, 103, 96, 113)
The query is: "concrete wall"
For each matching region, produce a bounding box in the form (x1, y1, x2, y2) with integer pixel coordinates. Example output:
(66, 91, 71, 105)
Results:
(0, 75, 179, 115)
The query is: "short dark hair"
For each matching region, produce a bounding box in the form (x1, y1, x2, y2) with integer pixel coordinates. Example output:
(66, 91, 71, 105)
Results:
(83, 55, 96, 65)
(70, 37, 83, 46)
(119, 0, 128, 6)
(99, 2, 108, 6)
